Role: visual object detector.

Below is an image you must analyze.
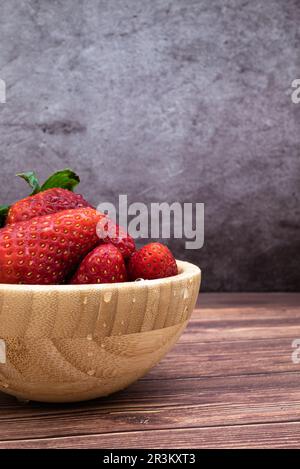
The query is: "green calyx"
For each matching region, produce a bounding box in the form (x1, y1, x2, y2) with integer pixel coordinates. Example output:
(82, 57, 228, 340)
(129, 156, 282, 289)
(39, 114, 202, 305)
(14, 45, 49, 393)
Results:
(0, 205, 10, 227)
(0, 168, 81, 227)
(17, 169, 80, 195)
(16, 171, 41, 195)
(40, 169, 80, 192)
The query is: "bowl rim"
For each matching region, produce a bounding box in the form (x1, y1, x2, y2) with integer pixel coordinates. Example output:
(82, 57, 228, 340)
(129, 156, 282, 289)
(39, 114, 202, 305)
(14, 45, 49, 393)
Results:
(0, 260, 200, 293)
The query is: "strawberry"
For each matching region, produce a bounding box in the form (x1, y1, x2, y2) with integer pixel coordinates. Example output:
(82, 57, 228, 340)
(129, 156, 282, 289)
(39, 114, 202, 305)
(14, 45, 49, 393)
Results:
(6, 188, 91, 225)
(0, 207, 105, 284)
(0, 168, 88, 227)
(128, 242, 178, 280)
(8, 191, 135, 258)
(1, 168, 135, 260)
(70, 243, 127, 284)
(98, 220, 135, 259)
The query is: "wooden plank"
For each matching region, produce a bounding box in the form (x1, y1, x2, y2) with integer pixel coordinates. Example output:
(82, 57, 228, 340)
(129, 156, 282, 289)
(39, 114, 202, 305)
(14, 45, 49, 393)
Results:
(145, 337, 299, 379)
(189, 293, 300, 343)
(182, 316, 300, 343)
(180, 318, 300, 343)
(1, 421, 300, 449)
(0, 372, 300, 441)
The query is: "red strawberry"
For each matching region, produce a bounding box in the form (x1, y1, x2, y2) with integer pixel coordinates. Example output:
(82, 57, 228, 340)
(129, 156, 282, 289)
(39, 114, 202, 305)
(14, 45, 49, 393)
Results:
(70, 243, 127, 284)
(6, 188, 91, 225)
(99, 221, 135, 259)
(0, 207, 104, 284)
(128, 242, 178, 280)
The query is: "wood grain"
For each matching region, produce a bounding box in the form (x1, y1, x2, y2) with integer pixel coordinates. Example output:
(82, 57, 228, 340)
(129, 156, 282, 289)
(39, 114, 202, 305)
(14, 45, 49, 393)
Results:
(0, 293, 299, 448)
(2, 422, 300, 449)
(0, 261, 200, 402)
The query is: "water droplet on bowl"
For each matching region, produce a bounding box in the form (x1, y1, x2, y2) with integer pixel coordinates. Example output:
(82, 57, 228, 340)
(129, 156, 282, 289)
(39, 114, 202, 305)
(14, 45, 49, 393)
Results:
(83, 297, 88, 305)
(103, 322, 107, 328)
(132, 297, 136, 303)
(87, 334, 93, 341)
(103, 291, 112, 303)
(87, 369, 96, 376)
(183, 288, 189, 299)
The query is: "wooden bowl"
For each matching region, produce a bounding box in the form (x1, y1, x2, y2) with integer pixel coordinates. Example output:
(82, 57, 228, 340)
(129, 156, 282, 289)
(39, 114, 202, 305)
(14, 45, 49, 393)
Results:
(0, 260, 200, 403)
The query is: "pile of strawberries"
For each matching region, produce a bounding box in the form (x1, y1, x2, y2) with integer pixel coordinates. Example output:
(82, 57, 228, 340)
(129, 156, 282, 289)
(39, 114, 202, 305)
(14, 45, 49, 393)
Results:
(0, 169, 178, 285)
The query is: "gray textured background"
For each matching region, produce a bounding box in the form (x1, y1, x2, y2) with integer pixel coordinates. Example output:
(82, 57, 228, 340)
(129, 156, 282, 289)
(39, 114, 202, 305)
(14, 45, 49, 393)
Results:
(0, 0, 299, 291)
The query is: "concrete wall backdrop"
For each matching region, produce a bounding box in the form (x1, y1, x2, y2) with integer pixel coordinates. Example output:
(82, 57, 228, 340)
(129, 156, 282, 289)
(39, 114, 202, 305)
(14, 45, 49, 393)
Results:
(0, 0, 299, 291)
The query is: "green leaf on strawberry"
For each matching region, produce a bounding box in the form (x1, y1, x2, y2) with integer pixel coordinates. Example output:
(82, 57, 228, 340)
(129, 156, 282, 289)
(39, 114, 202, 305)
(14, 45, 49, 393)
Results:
(0, 205, 10, 228)
(41, 169, 80, 192)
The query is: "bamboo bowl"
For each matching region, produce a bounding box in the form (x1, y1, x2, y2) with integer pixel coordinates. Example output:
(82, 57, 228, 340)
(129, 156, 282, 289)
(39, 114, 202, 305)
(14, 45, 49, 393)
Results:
(0, 260, 200, 403)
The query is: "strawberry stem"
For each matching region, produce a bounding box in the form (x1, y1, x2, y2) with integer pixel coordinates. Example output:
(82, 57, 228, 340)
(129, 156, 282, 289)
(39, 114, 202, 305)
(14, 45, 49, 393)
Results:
(16, 171, 41, 195)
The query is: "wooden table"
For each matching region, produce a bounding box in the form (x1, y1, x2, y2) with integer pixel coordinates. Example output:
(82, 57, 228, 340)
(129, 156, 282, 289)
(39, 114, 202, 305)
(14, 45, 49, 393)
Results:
(0, 293, 299, 449)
